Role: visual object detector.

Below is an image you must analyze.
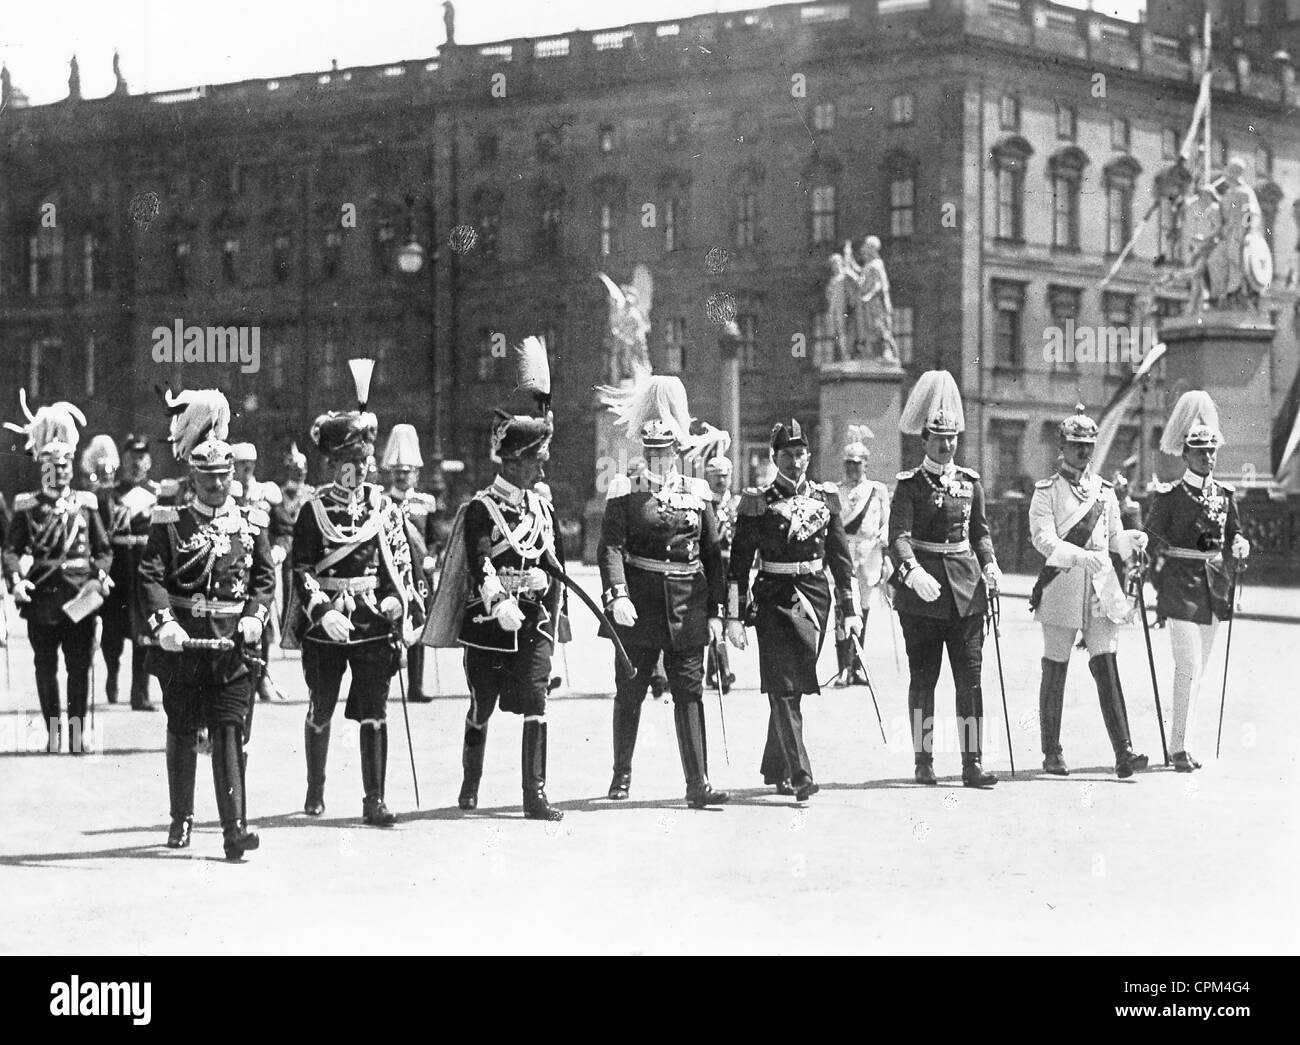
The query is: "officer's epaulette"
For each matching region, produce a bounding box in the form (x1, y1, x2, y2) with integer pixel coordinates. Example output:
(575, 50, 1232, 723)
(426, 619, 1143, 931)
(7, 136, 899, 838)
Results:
(74, 490, 99, 510)
(606, 473, 632, 500)
(1034, 477, 1055, 489)
(151, 506, 180, 524)
(814, 480, 842, 513)
(956, 466, 981, 480)
(1215, 480, 1235, 494)
(14, 492, 38, 511)
(738, 487, 766, 516)
(262, 481, 283, 505)
(159, 478, 182, 497)
(896, 467, 919, 481)
(244, 506, 270, 529)
(1099, 477, 1114, 489)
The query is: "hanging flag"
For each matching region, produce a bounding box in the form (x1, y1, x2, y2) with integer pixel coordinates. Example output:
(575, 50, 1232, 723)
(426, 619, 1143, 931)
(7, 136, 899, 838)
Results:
(1092, 342, 1168, 470)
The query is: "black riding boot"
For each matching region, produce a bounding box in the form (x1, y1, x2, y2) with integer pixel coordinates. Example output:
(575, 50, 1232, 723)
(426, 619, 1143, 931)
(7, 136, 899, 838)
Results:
(909, 683, 937, 784)
(360, 722, 397, 826)
(675, 701, 729, 808)
(459, 721, 488, 810)
(1039, 657, 1070, 775)
(130, 645, 155, 710)
(165, 731, 197, 848)
(608, 699, 641, 800)
(211, 725, 259, 860)
(522, 719, 563, 820)
(304, 719, 330, 815)
(1090, 653, 1149, 779)
(407, 645, 434, 702)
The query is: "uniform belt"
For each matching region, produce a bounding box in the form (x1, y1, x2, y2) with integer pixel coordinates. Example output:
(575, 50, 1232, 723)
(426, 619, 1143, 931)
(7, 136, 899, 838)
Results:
(911, 539, 970, 555)
(168, 594, 244, 617)
(496, 566, 550, 593)
(316, 575, 379, 593)
(31, 557, 89, 569)
(757, 557, 823, 576)
(1163, 547, 1220, 561)
(111, 535, 149, 547)
(626, 554, 702, 576)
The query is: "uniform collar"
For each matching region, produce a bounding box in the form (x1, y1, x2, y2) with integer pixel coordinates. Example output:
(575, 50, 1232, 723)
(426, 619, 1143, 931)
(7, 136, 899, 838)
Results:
(772, 471, 807, 496)
(922, 456, 956, 481)
(491, 474, 525, 507)
(191, 496, 236, 518)
(388, 486, 410, 503)
(1182, 469, 1211, 491)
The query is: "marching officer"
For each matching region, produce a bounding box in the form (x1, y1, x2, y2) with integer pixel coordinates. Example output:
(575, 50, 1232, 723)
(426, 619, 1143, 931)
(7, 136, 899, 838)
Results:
(1144, 391, 1249, 772)
(231, 442, 287, 703)
(597, 373, 730, 807)
(423, 337, 567, 820)
(138, 392, 276, 858)
(1028, 406, 1149, 778)
(3, 395, 111, 754)
(270, 443, 314, 624)
(382, 423, 440, 703)
(726, 418, 859, 801)
(835, 431, 889, 686)
(704, 454, 738, 694)
(287, 360, 423, 825)
(96, 434, 160, 711)
(889, 371, 1001, 788)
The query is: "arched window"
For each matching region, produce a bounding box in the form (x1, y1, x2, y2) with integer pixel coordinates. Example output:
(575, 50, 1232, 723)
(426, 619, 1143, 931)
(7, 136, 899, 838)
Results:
(1103, 155, 1142, 256)
(658, 169, 691, 254)
(474, 186, 504, 259)
(990, 136, 1033, 243)
(1048, 146, 1089, 252)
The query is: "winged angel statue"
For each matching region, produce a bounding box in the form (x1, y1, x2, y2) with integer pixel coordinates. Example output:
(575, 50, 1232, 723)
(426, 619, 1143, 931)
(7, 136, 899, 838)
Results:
(598, 264, 654, 385)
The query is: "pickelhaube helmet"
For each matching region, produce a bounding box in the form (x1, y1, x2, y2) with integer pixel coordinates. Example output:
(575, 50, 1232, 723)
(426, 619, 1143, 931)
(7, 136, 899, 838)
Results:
(1160, 390, 1224, 455)
(381, 424, 424, 469)
(770, 418, 808, 452)
(898, 371, 965, 437)
(705, 455, 733, 476)
(189, 436, 236, 474)
(1059, 403, 1099, 444)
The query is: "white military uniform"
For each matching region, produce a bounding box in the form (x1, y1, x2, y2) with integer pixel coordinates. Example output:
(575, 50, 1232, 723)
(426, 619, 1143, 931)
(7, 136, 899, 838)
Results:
(840, 477, 890, 611)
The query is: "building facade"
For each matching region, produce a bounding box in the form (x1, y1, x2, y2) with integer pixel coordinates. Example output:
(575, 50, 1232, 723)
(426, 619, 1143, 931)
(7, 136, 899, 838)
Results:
(2, 0, 1298, 517)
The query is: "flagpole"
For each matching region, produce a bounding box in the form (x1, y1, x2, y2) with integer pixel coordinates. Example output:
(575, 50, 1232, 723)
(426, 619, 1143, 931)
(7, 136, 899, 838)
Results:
(1202, 9, 1212, 189)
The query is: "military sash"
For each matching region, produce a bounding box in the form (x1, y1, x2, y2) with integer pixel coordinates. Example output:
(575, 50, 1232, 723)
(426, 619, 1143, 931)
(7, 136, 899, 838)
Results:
(1028, 497, 1105, 611)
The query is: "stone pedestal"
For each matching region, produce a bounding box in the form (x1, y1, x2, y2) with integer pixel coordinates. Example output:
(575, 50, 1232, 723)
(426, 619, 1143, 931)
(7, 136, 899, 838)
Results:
(1156, 312, 1276, 487)
(817, 361, 906, 482)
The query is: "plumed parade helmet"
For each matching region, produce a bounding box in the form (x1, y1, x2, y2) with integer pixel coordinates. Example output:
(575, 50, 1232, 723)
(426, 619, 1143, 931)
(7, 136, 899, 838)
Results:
(381, 424, 424, 470)
(597, 366, 698, 454)
(843, 424, 874, 462)
(161, 387, 234, 473)
(770, 418, 809, 452)
(1059, 403, 1099, 444)
(683, 416, 732, 473)
(80, 434, 120, 484)
(899, 370, 965, 437)
(490, 336, 554, 464)
(311, 359, 379, 458)
(3, 389, 87, 462)
(1160, 390, 1223, 455)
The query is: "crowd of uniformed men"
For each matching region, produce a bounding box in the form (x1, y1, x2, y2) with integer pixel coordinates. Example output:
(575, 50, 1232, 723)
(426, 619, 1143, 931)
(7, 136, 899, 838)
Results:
(0, 342, 1249, 859)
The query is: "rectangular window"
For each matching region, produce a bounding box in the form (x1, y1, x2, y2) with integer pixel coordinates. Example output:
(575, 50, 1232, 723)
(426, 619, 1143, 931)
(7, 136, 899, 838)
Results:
(893, 305, 914, 365)
(737, 314, 758, 369)
(992, 280, 1024, 369)
(1052, 175, 1079, 250)
(1156, 198, 1179, 262)
(539, 204, 562, 255)
(889, 176, 914, 238)
(735, 191, 756, 248)
(1110, 116, 1130, 151)
(811, 185, 836, 243)
(323, 231, 342, 278)
(889, 93, 914, 126)
(995, 166, 1023, 241)
(1048, 286, 1083, 369)
(1056, 103, 1076, 141)
(812, 311, 835, 366)
(85, 334, 96, 397)
(812, 102, 836, 132)
(664, 317, 686, 374)
(599, 124, 616, 154)
(664, 198, 681, 252)
(1255, 145, 1272, 179)
(222, 238, 240, 285)
(1162, 127, 1179, 160)
(1106, 183, 1132, 254)
(600, 203, 615, 257)
(999, 95, 1020, 132)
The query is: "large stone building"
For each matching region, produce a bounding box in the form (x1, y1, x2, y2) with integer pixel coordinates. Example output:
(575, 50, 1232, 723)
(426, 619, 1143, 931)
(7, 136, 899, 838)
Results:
(2, 0, 1298, 520)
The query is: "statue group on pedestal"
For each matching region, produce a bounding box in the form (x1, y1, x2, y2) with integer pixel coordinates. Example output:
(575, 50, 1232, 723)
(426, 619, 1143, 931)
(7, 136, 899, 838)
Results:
(824, 236, 900, 365)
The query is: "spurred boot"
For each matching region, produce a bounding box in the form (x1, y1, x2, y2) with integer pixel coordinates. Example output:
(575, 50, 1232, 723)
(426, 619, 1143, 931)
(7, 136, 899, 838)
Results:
(130, 646, 156, 710)
(105, 663, 120, 704)
(1090, 653, 1149, 779)
(608, 699, 640, 800)
(211, 725, 259, 860)
(833, 638, 853, 687)
(165, 731, 197, 848)
(360, 722, 397, 826)
(959, 713, 998, 789)
(303, 719, 330, 815)
(675, 701, 729, 808)
(1039, 658, 1070, 775)
(909, 683, 937, 784)
(522, 718, 563, 820)
(458, 720, 488, 810)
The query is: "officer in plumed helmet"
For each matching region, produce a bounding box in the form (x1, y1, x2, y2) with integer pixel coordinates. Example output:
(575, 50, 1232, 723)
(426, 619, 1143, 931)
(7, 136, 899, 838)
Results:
(137, 389, 276, 858)
(288, 360, 424, 826)
(889, 371, 1000, 788)
(3, 394, 112, 754)
(1029, 405, 1150, 778)
(726, 418, 859, 801)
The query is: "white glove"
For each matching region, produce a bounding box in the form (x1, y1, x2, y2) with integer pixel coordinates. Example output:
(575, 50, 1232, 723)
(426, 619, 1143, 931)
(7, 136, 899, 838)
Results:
(708, 616, 724, 644)
(422, 555, 436, 574)
(843, 615, 863, 638)
(319, 609, 355, 642)
(157, 621, 188, 653)
(1127, 530, 1149, 552)
(905, 566, 942, 603)
(11, 578, 34, 604)
(98, 576, 114, 595)
(611, 596, 638, 628)
(725, 620, 748, 650)
(1231, 534, 1250, 560)
(271, 545, 287, 566)
(379, 595, 403, 621)
(238, 616, 263, 645)
(492, 597, 525, 632)
(1081, 550, 1110, 577)
(983, 562, 1002, 593)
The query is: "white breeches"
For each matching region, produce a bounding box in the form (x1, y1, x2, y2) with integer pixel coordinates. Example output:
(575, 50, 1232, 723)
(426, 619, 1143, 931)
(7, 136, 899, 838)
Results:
(1167, 618, 1220, 754)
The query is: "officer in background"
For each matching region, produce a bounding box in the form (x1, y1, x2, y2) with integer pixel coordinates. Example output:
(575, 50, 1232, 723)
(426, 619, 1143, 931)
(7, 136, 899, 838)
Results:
(382, 423, 440, 703)
(231, 442, 286, 703)
(3, 395, 112, 754)
(726, 419, 859, 801)
(889, 371, 1000, 788)
(270, 443, 314, 626)
(139, 393, 275, 859)
(704, 455, 738, 694)
(835, 431, 889, 686)
(96, 434, 160, 711)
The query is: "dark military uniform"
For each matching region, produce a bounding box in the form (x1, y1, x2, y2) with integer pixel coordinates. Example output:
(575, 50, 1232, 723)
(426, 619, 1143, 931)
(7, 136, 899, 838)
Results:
(888, 460, 997, 780)
(705, 485, 739, 692)
(598, 469, 727, 805)
(728, 470, 855, 793)
(1144, 473, 1240, 626)
(3, 488, 112, 751)
(390, 487, 440, 701)
(233, 472, 285, 703)
(97, 475, 160, 708)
